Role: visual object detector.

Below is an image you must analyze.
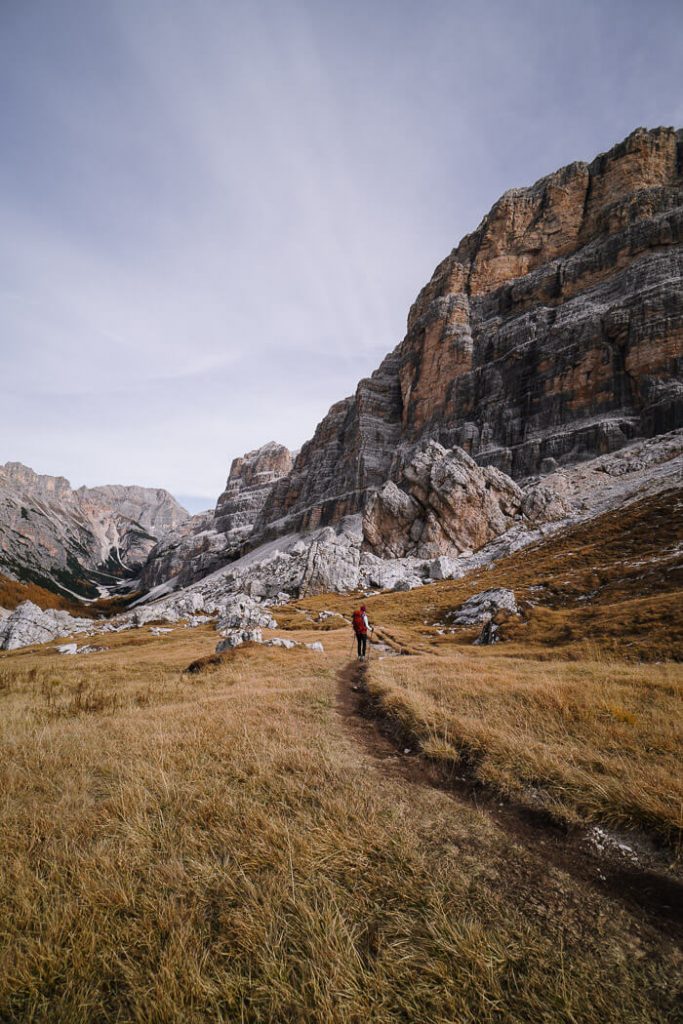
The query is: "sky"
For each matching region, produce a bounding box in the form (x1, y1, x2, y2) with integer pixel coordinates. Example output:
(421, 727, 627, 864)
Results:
(1, 0, 682, 513)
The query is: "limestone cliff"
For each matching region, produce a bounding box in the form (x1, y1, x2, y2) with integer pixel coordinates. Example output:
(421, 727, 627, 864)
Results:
(255, 127, 683, 537)
(139, 442, 293, 590)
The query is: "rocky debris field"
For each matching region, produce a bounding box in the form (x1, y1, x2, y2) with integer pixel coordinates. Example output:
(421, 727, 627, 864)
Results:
(1, 430, 681, 653)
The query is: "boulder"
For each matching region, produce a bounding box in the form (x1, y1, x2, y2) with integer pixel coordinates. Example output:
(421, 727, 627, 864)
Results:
(267, 637, 297, 649)
(429, 555, 465, 580)
(0, 601, 90, 651)
(216, 594, 277, 631)
(522, 473, 574, 523)
(216, 628, 263, 652)
(306, 641, 325, 653)
(450, 589, 518, 626)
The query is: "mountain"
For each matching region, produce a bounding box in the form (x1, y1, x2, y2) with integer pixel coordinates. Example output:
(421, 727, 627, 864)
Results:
(3, 127, 682, 607)
(0, 463, 189, 598)
(136, 125, 683, 596)
(249, 126, 682, 539)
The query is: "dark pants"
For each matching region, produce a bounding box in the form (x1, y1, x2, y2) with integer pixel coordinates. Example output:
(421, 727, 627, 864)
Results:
(356, 632, 367, 657)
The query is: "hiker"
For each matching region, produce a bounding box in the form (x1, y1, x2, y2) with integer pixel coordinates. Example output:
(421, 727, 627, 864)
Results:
(352, 604, 373, 659)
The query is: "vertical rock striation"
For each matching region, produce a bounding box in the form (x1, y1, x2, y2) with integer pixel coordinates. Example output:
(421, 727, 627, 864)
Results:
(139, 442, 294, 589)
(254, 127, 683, 534)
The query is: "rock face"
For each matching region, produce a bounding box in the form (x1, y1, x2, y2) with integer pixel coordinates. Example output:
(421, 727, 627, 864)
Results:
(214, 443, 293, 542)
(0, 463, 188, 598)
(250, 127, 683, 537)
(363, 441, 522, 559)
(139, 443, 293, 590)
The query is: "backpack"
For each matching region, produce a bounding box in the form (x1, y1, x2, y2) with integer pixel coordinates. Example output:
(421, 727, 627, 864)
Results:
(352, 610, 367, 635)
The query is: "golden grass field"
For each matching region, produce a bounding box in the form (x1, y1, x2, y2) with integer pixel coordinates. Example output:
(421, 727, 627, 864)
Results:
(1, 490, 682, 1021)
(0, 613, 681, 1023)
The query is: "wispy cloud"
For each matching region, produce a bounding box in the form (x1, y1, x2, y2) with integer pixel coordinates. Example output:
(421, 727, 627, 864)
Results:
(1, 0, 681, 498)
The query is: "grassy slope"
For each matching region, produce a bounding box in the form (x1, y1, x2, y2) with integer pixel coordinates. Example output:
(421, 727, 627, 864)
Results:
(0, 624, 681, 1023)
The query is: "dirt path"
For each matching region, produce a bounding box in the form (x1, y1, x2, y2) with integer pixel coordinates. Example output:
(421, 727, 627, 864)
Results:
(336, 658, 683, 948)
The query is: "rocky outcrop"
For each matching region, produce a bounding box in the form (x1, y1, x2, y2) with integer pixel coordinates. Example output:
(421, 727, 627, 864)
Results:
(139, 443, 293, 590)
(248, 127, 683, 537)
(0, 463, 188, 598)
(216, 594, 277, 632)
(449, 589, 518, 626)
(0, 600, 91, 650)
(215, 443, 293, 541)
(363, 441, 523, 559)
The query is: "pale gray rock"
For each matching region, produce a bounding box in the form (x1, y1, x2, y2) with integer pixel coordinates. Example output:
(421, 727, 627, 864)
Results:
(450, 589, 518, 626)
(267, 637, 297, 649)
(429, 555, 466, 580)
(359, 552, 428, 591)
(306, 641, 325, 652)
(216, 627, 263, 652)
(56, 643, 78, 655)
(0, 601, 91, 650)
(217, 594, 277, 632)
(522, 473, 574, 523)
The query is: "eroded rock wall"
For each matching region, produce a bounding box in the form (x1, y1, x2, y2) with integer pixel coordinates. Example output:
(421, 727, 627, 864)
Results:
(254, 127, 683, 535)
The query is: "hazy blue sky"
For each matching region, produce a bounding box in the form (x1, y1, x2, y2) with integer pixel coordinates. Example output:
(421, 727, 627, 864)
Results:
(1, 0, 682, 511)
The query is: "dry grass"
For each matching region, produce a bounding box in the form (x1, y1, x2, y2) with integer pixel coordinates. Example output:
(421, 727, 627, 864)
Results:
(0, 573, 139, 619)
(1, 625, 680, 1022)
(0, 573, 81, 613)
(368, 651, 683, 845)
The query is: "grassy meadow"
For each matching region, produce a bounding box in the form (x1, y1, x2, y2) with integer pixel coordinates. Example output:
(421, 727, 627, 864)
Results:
(1, 489, 682, 1021)
(0, 613, 681, 1023)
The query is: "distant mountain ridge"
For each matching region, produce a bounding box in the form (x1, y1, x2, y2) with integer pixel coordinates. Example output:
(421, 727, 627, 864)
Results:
(0, 462, 188, 599)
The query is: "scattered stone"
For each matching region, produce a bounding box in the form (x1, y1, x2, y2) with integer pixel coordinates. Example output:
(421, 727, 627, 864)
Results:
(429, 555, 465, 580)
(216, 628, 263, 652)
(56, 643, 78, 655)
(306, 641, 324, 653)
(267, 637, 297, 649)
